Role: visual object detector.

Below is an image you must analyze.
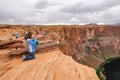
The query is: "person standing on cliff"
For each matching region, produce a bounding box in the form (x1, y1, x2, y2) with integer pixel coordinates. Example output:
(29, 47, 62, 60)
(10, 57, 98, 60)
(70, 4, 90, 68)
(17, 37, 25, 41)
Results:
(23, 33, 35, 61)
(23, 31, 39, 61)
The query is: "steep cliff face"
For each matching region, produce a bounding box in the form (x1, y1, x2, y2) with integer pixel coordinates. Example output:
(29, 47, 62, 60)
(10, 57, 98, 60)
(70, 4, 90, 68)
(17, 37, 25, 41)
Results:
(59, 25, 120, 68)
(0, 48, 98, 80)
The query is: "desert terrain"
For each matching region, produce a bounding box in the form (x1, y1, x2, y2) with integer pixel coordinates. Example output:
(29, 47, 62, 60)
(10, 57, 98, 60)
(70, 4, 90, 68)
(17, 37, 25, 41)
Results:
(0, 24, 120, 80)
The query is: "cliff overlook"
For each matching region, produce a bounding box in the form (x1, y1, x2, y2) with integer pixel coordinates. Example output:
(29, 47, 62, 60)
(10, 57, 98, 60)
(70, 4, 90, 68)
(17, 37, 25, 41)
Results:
(0, 25, 120, 80)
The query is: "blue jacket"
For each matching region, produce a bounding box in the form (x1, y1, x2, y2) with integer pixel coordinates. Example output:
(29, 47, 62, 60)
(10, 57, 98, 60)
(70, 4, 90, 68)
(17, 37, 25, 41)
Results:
(27, 39, 35, 53)
(32, 38, 39, 50)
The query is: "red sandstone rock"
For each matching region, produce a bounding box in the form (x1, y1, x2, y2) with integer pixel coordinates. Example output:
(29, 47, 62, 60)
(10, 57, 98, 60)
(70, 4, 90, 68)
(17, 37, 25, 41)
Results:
(0, 48, 99, 80)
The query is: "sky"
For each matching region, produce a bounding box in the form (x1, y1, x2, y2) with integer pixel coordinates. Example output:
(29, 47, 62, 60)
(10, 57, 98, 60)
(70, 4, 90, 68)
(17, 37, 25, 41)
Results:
(0, 0, 120, 24)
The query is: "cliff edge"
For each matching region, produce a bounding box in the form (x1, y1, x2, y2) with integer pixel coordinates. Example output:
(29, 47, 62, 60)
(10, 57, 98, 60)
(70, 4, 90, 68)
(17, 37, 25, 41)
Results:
(0, 48, 98, 80)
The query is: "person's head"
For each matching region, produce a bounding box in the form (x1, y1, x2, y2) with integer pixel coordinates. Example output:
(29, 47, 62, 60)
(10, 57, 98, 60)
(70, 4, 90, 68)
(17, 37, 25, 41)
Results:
(28, 32, 32, 39)
(28, 35, 32, 39)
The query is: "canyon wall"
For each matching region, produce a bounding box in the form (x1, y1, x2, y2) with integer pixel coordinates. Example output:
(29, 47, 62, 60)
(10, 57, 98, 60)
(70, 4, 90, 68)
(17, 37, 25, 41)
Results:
(59, 25, 120, 68)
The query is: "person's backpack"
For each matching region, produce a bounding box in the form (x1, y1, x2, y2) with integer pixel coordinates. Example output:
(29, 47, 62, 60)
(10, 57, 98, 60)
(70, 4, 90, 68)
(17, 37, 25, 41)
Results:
(32, 38, 39, 49)
(34, 41, 39, 49)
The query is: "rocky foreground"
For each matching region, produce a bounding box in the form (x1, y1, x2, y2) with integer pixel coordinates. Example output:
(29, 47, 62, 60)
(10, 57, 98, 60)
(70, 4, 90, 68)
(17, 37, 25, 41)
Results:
(0, 48, 98, 80)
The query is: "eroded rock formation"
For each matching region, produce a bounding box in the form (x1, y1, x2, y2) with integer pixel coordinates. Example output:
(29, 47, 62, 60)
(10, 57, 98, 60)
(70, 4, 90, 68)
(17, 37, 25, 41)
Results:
(0, 48, 98, 80)
(0, 24, 120, 80)
(59, 25, 120, 68)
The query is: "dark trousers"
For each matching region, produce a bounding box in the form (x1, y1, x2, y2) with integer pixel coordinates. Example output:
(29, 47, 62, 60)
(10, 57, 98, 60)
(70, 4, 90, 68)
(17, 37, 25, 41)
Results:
(23, 52, 35, 61)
